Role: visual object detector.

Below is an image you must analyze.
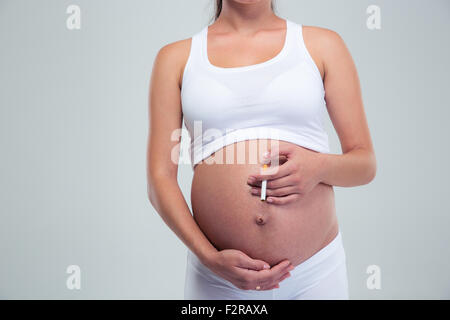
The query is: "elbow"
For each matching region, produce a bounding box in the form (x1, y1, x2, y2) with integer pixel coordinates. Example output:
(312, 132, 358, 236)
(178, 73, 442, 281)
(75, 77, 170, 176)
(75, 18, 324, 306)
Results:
(147, 182, 158, 209)
(147, 173, 162, 208)
(363, 152, 377, 185)
(146, 168, 177, 208)
(146, 179, 158, 209)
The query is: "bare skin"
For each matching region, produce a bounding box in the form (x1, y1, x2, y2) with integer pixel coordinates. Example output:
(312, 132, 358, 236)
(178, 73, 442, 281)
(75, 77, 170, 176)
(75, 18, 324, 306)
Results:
(147, 0, 376, 292)
(192, 140, 339, 268)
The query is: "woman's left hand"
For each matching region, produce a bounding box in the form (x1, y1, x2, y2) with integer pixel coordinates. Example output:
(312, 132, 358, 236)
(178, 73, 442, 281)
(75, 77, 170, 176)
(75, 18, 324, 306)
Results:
(247, 144, 327, 205)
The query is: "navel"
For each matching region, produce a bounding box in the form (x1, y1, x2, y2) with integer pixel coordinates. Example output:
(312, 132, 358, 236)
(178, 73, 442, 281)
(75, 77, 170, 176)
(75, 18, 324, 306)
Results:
(255, 213, 268, 226)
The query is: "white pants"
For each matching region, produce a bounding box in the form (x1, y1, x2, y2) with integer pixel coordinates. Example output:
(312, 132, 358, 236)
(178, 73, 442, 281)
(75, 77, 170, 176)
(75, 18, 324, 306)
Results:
(184, 232, 349, 300)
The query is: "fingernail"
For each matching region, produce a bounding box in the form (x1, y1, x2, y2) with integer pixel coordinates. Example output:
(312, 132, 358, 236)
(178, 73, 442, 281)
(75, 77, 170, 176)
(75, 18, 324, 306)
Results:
(248, 177, 255, 183)
(288, 265, 295, 271)
(267, 198, 273, 203)
(263, 264, 270, 269)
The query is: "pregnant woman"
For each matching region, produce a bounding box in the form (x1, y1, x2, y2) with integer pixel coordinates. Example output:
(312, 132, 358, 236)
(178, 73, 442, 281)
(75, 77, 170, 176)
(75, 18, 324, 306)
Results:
(147, 0, 376, 300)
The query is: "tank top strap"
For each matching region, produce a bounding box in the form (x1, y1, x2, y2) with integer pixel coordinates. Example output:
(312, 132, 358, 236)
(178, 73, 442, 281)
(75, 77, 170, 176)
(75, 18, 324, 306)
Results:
(285, 20, 303, 55)
(289, 21, 324, 83)
(186, 26, 207, 68)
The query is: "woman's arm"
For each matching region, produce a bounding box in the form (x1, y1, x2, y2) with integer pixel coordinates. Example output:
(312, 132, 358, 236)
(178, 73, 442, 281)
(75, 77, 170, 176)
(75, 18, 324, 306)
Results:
(246, 27, 376, 203)
(147, 40, 217, 262)
(319, 28, 376, 187)
(147, 40, 293, 290)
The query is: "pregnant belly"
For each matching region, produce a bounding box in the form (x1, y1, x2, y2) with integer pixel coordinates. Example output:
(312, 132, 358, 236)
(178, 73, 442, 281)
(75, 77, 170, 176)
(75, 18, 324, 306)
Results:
(191, 139, 339, 267)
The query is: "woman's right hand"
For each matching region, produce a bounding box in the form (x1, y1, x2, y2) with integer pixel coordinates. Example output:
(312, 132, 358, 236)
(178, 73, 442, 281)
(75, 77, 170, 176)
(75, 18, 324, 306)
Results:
(203, 249, 294, 291)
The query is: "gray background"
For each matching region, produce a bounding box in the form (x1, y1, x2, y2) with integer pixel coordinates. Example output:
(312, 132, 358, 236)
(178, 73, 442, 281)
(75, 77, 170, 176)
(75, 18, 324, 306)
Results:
(0, 0, 449, 299)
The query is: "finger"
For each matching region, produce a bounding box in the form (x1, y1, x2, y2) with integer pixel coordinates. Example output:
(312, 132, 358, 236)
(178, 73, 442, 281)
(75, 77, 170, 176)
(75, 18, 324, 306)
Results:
(253, 260, 292, 285)
(236, 254, 271, 271)
(248, 162, 292, 183)
(252, 278, 279, 291)
(248, 174, 296, 188)
(266, 175, 297, 189)
(265, 144, 294, 160)
(257, 270, 291, 290)
(278, 271, 292, 283)
(266, 194, 300, 205)
(269, 260, 293, 275)
(260, 152, 288, 166)
(250, 186, 299, 198)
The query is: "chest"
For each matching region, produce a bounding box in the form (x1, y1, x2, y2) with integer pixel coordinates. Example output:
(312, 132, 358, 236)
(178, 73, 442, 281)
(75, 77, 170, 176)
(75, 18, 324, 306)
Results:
(181, 60, 325, 129)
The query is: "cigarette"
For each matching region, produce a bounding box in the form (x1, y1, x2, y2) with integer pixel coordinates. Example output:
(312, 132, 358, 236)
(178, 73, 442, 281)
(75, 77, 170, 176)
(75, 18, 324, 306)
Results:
(261, 164, 268, 201)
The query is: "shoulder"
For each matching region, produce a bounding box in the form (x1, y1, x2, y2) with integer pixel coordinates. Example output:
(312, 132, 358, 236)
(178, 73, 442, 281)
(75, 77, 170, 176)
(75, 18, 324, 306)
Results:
(300, 25, 352, 74)
(302, 25, 347, 51)
(153, 38, 192, 69)
(301, 25, 350, 58)
(152, 38, 192, 85)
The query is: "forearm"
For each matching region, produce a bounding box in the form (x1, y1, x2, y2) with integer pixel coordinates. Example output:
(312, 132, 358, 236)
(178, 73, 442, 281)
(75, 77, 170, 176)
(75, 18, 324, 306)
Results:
(148, 175, 217, 264)
(319, 147, 376, 187)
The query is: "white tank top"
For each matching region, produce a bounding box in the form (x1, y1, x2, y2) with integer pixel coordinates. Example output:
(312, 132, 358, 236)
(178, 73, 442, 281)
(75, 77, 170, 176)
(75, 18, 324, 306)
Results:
(181, 19, 329, 168)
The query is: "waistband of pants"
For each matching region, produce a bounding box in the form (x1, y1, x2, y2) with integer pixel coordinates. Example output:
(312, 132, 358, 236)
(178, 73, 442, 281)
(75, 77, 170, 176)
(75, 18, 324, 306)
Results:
(293, 231, 344, 270)
(186, 231, 346, 288)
